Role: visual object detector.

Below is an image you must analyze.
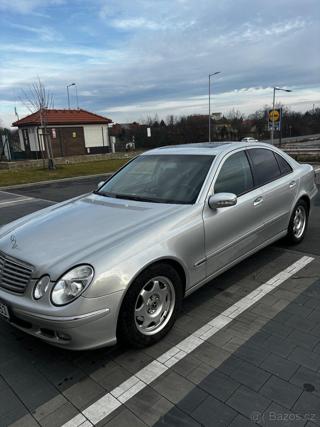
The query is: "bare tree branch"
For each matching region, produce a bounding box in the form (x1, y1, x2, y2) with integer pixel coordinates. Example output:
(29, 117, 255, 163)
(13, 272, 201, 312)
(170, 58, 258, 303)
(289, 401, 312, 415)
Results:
(19, 78, 56, 169)
(20, 78, 54, 115)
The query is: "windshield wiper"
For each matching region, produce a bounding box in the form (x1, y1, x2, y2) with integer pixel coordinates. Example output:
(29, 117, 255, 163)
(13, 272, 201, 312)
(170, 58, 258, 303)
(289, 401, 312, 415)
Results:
(94, 191, 190, 204)
(94, 191, 162, 203)
(93, 190, 113, 197)
(113, 194, 163, 203)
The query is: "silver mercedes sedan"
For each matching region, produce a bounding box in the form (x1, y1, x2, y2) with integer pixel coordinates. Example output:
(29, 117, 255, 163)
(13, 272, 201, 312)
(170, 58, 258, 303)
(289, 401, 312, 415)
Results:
(0, 142, 317, 349)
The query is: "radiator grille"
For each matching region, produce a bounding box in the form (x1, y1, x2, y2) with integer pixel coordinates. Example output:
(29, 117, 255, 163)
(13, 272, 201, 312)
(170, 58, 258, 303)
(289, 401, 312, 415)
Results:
(0, 252, 33, 294)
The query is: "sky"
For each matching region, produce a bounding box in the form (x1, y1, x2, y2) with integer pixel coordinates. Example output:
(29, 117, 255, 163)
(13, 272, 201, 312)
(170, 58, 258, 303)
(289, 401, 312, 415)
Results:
(0, 0, 319, 127)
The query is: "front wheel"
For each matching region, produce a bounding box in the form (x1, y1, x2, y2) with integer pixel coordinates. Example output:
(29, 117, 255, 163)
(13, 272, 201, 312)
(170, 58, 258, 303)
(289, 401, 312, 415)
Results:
(117, 263, 183, 348)
(286, 200, 309, 244)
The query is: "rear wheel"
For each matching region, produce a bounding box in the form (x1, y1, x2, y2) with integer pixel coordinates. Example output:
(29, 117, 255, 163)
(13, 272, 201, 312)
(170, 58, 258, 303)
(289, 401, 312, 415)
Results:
(117, 263, 183, 348)
(286, 199, 309, 244)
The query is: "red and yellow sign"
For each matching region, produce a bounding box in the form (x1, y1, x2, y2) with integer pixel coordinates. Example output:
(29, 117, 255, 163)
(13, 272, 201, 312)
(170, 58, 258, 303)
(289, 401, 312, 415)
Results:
(268, 108, 282, 131)
(269, 110, 280, 122)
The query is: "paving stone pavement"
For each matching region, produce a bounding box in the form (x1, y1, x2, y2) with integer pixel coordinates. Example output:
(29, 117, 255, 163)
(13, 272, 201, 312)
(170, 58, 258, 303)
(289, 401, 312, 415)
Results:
(153, 270, 320, 427)
(0, 250, 318, 427)
(0, 182, 319, 427)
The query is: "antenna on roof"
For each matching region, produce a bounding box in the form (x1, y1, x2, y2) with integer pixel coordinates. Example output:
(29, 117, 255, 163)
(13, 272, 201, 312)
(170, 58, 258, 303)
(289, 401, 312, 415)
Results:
(14, 107, 19, 120)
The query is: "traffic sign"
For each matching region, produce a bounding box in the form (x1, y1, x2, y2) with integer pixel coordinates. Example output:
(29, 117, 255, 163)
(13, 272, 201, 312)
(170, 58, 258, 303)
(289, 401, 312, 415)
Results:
(268, 108, 282, 131)
(269, 110, 280, 121)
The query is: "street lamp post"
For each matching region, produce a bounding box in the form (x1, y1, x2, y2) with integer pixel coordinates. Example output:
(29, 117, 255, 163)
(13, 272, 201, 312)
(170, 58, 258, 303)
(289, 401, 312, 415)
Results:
(75, 84, 79, 109)
(271, 87, 292, 145)
(208, 71, 221, 142)
(67, 83, 76, 109)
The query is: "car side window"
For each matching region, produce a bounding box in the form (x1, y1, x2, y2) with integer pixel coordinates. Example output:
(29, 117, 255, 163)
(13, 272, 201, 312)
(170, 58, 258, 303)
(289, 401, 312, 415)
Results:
(214, 151, 254, 196)
(248, 148, 281, 186)
(274, 152, 292, 176)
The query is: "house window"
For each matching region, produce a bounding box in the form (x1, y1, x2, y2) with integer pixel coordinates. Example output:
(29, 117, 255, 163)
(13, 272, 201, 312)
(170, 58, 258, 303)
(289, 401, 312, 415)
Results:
(22, 129, 30, 151)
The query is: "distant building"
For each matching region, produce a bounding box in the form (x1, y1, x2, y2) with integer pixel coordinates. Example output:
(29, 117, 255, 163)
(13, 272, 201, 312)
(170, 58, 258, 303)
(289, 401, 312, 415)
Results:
(12, 109, 112, 158)
(190, 114, 239, 140)
(109, 122, 141, 151)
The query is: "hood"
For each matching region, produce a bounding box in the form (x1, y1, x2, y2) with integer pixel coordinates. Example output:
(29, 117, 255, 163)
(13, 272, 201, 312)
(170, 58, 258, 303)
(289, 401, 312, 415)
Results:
(0, 193, 183, 276)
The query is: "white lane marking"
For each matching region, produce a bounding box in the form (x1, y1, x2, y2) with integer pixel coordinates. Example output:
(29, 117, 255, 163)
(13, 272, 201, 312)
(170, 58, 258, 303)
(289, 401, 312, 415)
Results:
(61, 255, 314, 427)
(25, 196, 57, 205)
(0, 190, 31, 200)
(62, 414, 92, 427)
(0, 191, 57, 207)
(0, 197, 34, 207)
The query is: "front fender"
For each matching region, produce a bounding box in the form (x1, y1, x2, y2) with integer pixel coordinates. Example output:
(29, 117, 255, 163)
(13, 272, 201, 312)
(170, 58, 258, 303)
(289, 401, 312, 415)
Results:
(82, 243, 190, 299)
(82, 204, 206, 299)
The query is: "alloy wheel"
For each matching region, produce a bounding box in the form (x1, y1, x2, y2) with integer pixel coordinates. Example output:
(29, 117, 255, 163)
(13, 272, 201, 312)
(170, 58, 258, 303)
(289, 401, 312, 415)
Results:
(134, 276, 176, 336)
(293, 205, 306, 239)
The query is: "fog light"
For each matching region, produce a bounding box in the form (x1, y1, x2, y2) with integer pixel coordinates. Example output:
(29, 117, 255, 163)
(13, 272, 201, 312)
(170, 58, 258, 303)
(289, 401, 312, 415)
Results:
(34, 276, 50, 300)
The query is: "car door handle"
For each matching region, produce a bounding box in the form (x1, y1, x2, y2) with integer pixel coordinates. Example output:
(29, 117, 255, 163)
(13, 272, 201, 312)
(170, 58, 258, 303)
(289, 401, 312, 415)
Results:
(253, 196, 263, 206)
(289, 181, 297, 189)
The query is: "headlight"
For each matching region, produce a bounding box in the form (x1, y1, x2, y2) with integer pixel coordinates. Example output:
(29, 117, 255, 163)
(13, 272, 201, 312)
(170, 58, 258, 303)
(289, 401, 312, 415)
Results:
(34, 275, 51, 300)
(51, 265, 94, 306)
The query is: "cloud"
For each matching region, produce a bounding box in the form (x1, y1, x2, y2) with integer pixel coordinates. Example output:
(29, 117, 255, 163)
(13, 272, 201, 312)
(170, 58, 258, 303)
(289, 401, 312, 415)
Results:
(208, 18, 306, 48)
(7, 23, 61, 41)
(110, 16, 195, 31)
(0, 0, 64, 14)
(104, 86, 320, 123)
(111, 18, 165, 31)
(0, 0, 319, 128)
(0, 43, 123, 61)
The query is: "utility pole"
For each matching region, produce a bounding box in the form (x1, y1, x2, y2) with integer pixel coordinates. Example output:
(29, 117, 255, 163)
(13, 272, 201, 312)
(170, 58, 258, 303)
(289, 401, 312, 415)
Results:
(208, 72, 221, 142)
(75, 84, 79, 109)
(271, 87, 276, 145)
(67, 83, 76, 109)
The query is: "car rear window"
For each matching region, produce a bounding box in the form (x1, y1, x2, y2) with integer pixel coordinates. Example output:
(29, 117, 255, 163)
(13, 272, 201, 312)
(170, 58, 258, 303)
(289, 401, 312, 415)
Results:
(274, 152, 293, 176)
(247, 148, 281, 187)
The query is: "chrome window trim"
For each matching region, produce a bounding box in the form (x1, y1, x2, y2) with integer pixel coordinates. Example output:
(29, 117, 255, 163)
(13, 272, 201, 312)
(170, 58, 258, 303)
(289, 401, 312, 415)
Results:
(246, 147, 294, 190)
(205, 146, 256, 201)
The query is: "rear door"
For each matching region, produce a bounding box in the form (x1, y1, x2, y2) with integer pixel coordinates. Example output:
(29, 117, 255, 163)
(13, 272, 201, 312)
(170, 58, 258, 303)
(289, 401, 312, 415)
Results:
(246, 148, 297, 240)
(203, 149, 265, 278)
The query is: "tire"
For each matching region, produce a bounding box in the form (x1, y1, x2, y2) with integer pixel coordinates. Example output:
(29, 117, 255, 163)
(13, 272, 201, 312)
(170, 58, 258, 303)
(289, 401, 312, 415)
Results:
(117, 263, 183, 348)
(286, 199, 309, 245)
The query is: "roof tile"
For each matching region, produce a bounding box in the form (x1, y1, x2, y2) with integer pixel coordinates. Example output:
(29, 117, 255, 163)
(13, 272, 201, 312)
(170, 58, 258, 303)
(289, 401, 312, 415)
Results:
(12, 109, 112, 127)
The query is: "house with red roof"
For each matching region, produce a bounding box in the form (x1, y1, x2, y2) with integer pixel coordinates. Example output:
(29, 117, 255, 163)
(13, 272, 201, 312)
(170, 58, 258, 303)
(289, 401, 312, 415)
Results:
(12, 109, 112, 158)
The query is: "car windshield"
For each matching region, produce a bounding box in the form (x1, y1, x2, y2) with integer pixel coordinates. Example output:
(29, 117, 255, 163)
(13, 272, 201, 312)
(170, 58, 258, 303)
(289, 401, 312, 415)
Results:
(96, 154, 215, 204)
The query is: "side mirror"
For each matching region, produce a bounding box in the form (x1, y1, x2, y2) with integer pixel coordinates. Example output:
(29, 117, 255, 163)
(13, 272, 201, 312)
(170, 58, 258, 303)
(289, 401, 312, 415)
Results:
(208, 193, 237, 209)
(97, 181, 105, 190)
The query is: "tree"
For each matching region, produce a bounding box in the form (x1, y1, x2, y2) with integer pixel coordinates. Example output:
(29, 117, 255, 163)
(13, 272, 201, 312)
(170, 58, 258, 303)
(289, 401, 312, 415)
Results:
(20, 78, 55, 169)
(225, 109, 243, 120)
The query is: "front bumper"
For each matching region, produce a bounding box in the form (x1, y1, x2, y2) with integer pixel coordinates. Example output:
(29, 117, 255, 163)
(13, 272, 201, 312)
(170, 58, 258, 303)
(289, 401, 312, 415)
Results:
(0, 289, 124, 350)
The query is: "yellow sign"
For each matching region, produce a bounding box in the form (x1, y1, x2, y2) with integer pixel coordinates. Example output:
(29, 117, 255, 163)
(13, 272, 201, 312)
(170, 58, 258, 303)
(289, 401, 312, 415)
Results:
(269, 110, 280, 121)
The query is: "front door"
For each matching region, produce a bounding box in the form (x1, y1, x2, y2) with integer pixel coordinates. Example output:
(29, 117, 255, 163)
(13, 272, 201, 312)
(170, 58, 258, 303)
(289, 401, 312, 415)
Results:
(203, 149, 265, 278)
(53, 127, 86, 157)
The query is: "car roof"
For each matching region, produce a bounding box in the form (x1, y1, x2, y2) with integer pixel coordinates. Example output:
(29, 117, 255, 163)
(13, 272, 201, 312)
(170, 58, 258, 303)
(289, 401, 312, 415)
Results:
(142, 141, 272, 156)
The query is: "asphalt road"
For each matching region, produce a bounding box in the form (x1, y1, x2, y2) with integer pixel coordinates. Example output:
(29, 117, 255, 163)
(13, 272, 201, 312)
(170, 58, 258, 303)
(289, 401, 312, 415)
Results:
(0, 177, 320, 427)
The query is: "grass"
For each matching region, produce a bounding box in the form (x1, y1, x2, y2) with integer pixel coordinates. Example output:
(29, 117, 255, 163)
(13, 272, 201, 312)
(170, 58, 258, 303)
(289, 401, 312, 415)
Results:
(0, 158, 128, 187)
